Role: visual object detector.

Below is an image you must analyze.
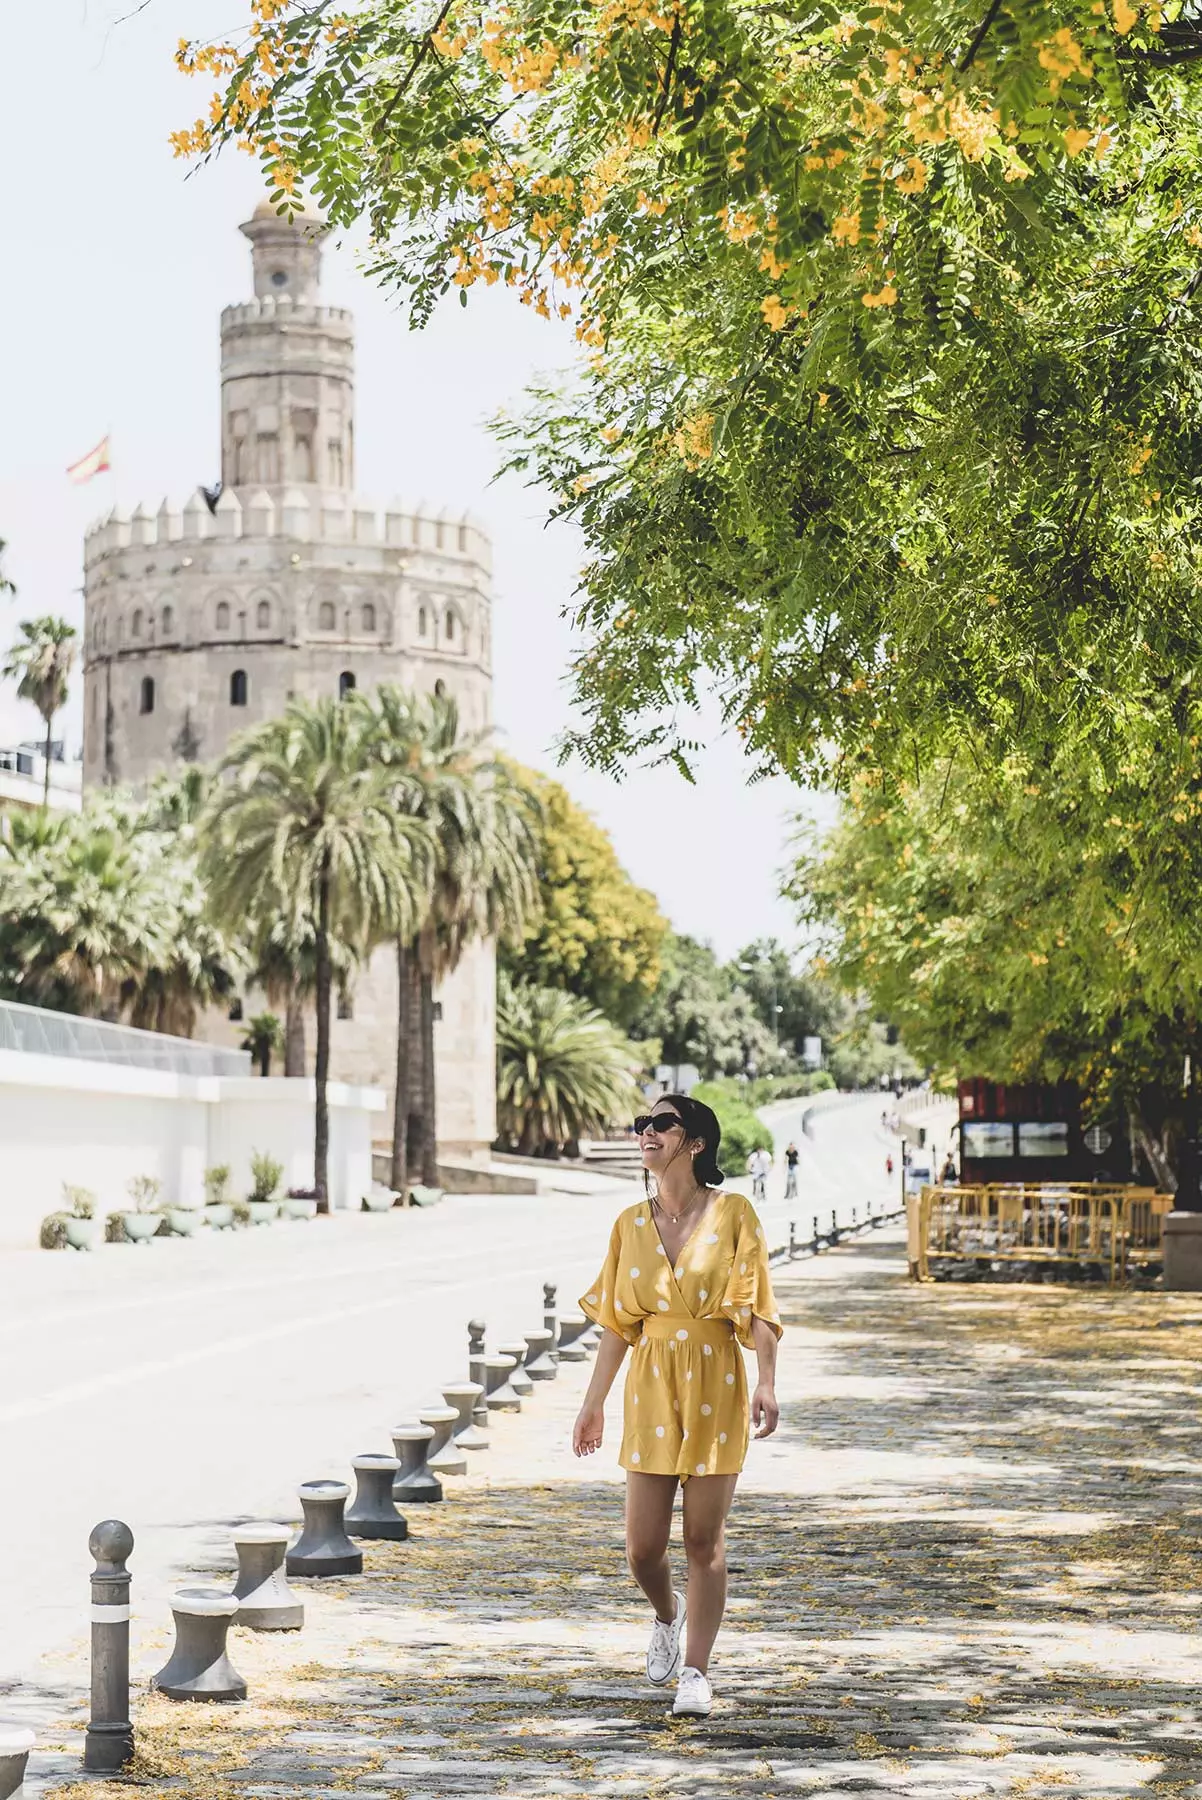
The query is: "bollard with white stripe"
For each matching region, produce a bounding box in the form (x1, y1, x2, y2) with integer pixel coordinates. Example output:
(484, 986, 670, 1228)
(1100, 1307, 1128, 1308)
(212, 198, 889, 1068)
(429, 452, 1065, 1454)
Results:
(84, 1519, 134, 1772)
(555, 1316, 590, 1362)
(286, 1481, 363, 1577)
(442, 1380, 489, 1450)
(483, 1353, 521, 1412)
(232, 1524, 304, 1629)
(152, 1588, 246, 1702)
(345, 1455, 408, 1541)
(0, 1728, 34, 1799)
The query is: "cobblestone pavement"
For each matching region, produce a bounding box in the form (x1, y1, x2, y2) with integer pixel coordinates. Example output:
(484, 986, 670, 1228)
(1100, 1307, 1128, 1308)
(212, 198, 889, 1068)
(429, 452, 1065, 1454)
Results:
(33, 1226, 1202, 1799)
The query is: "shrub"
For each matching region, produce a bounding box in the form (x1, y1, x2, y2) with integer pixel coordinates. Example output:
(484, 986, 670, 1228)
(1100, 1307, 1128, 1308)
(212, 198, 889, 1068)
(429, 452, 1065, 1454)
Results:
(204, 1165, 231, 1205)
(249, 1151, 285, 1203)
(40, 1213, 69, 1250)
(232, 1200, 252, 1227)
(62, 1184, 97, 1220)
(126, 1175, 162, 1213)
(105, 1211, 127, 1243)
(691, 1080, 773, 1178)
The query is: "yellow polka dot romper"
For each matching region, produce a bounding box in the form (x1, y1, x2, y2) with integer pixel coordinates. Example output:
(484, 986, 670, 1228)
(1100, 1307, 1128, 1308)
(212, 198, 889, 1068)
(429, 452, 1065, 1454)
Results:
(579, 1191, 783, 1479)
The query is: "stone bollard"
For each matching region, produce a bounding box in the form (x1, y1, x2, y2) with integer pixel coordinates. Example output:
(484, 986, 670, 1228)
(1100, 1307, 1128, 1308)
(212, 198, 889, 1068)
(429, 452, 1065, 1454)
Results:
(829, 1207, 841, 1246)
(421, 1405, 467, 1478)
(152, 1588, 246, 1702)
(483, 1353, 521, 1412)
(524, 1327, 557, 1382)
(555, 1316, 590, 1362)
(0, 1728, 35, 1799)
(232, 1524, 305, 1629)
(543, 1281, 560, 1363)
(468, 1319, 492, 1430)
(498, 1341, 534, 1398)
(345, 1455, 409, 1541)
(84, 1518, 134, 1773)
(391, 1425, 443, 1503)
(443, 1380, 489, 1451)
(286, 1480, 363, 1577)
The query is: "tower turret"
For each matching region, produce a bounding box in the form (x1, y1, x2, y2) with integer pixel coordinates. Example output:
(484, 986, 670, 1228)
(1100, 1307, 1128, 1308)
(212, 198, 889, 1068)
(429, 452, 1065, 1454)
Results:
(220, 200, 355, 493)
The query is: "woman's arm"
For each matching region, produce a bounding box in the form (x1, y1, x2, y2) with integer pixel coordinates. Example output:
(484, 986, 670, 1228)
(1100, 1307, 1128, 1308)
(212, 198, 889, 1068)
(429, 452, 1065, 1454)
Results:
(572, 1328, 630, 1456)
(750, 1315, 780, 1439)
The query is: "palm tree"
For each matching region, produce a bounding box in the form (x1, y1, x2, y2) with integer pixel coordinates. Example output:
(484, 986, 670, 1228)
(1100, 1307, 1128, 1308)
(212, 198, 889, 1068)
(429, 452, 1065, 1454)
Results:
(201, 697, 432, 1209)
(496, 976, 641, 1155)
(0, 810, 176, 1016)
(362, 688, 540, 1191)
(3, 617, 77, 806)
(242, 1011, 284, 1076)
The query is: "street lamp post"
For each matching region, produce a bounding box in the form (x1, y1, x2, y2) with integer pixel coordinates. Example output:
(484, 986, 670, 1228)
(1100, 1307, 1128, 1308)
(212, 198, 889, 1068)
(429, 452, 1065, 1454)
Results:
(739, 960, 782, 1044)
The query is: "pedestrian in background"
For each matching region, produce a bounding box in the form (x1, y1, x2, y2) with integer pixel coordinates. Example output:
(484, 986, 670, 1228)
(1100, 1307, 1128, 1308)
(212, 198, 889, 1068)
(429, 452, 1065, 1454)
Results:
(784, 1141, 799, 1199)
(573, 1095, 782, 1719)
(747, 1144, 771, 1202)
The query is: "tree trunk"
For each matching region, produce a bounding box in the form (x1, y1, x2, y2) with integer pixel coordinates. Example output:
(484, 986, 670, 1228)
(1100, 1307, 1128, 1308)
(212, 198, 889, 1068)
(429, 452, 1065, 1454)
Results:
(419, 925, 439, 1187)
(390, 936, 412, 1194)
(258, 1042, 271, 1078)
(42, 710, 53, 809)
(284, 986, 306, 1077)
(314, 865, 332, 1213)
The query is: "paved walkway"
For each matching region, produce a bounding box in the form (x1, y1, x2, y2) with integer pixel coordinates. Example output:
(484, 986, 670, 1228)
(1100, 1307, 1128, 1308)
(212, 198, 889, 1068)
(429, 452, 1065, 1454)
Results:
(32, 1225, 1202, 1798)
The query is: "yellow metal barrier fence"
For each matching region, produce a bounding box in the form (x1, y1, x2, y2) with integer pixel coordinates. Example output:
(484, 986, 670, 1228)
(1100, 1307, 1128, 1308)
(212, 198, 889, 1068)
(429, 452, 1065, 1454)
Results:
(909, 1183, 1174, 1285)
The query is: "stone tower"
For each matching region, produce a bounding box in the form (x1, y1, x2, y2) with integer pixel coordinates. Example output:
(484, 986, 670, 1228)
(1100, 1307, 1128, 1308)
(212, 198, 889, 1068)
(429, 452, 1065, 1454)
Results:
(80, 201, 497, 1161)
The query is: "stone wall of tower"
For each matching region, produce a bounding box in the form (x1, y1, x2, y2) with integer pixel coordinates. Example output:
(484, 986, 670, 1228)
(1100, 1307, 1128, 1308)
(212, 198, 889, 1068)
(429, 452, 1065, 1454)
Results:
(79, 205, 500, 1161)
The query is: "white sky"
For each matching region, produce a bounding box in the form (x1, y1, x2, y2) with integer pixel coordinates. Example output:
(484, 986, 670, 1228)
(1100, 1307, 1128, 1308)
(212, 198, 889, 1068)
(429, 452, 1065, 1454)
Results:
(0, 0, 836, 959)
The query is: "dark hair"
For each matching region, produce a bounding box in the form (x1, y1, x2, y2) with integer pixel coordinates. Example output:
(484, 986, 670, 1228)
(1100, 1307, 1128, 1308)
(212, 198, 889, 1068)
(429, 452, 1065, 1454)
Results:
(644, 1092, 724, 1198)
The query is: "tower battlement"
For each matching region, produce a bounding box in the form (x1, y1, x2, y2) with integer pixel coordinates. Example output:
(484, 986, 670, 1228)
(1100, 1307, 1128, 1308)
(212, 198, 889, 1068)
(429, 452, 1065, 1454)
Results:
(83, 491, 493, 573)
(221, 297, 354, 329)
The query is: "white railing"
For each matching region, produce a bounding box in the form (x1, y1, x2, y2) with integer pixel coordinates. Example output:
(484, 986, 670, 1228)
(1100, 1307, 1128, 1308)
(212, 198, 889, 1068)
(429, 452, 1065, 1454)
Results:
(0, 999, 249, 1079)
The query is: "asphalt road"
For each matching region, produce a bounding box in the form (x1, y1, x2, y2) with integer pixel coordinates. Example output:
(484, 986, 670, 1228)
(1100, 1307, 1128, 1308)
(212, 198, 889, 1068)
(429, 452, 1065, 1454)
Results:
(2, 1092, 893, 1690)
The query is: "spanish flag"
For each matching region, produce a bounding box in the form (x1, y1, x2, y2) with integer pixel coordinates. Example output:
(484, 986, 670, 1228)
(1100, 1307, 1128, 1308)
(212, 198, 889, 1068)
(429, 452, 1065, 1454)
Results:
(67, 436, 112, 484)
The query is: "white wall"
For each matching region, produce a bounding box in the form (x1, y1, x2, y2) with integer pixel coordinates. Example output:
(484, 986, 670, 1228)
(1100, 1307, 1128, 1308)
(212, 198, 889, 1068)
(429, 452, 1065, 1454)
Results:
(0, 1048, 384, 1247)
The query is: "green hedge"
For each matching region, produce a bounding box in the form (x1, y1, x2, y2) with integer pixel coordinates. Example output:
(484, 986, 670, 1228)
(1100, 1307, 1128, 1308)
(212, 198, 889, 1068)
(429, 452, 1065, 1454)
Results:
(691, 1080, 774, 1179)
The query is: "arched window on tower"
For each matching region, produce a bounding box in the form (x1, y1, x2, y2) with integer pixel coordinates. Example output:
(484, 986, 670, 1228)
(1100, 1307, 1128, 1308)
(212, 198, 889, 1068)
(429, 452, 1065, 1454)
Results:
(417, 605, 427, 637)
(216, 601, 230, 632)
(361, 602, 376, 633)
(162, 605, 174, 636)
(256, 600, 271, 630)
(131, 609, 143, 639)
(339, 670, 356, 699)
(230, 669, 248, 707)
(434, 678, 446, 698)
(140, 677, 155, 715)
(445, 609, 456, 644)
(318, 600, 336, 631)
(458, 523, 468, 552)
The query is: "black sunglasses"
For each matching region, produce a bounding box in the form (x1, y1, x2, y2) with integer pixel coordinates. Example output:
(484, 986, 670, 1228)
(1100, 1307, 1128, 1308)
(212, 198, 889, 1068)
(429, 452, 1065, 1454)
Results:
(635, 1112, 683, 1135)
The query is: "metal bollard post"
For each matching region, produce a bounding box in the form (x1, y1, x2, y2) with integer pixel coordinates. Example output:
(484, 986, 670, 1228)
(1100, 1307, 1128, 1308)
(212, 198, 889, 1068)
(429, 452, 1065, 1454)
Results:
(468, 1320, 491, 1430)
(443, 1380, 489, 1451)
(556, 1316, 590, 1362)
(152, 1589, 246, 1702)
(543, 1281, 559, 1364)
(524, 1327, 557, 1382)
(483, 1353, 521, 1411)
(788, 1219, 797, 1260)
(829, 1207, 840, 1247)
(851, 1204, 858, 1231)
(498, 1340, 534, 1398)
(84, 1519, 134, 1773)
(811, 1214, 821, 1254)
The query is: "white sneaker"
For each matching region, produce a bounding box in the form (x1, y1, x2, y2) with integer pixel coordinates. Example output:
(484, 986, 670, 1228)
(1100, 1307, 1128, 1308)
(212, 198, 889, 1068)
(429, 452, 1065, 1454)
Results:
(645, 1590, 685, 1685)
(672, 1665, 713, 1717)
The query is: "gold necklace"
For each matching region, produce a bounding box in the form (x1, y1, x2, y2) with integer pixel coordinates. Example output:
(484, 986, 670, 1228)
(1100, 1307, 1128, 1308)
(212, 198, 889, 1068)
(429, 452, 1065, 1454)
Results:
(661, 1186, 705, 1225)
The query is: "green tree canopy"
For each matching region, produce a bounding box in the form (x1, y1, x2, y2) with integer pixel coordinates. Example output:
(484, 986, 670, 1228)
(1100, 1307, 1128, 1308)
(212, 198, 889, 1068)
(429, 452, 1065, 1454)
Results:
(500, 766, 668, 1028)
(183, 0, 1202, 787)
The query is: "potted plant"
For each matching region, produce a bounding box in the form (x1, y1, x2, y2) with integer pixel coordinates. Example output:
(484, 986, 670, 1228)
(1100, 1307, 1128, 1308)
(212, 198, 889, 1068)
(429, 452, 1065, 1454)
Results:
(62, 1185, 102, 1251)
(121, 1175, 163, 1244)
(280, 1185, 319, 1222)
(203, 1165, 234, 1230)
(165, 1192, 205, 1237)
(361, 1183, 399, 1213)
(245, 1150, 284, 1224)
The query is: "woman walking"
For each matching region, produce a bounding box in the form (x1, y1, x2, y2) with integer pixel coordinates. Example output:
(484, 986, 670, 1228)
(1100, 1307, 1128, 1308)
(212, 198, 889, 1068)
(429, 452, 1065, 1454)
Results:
(572, 1094, 782, 1717)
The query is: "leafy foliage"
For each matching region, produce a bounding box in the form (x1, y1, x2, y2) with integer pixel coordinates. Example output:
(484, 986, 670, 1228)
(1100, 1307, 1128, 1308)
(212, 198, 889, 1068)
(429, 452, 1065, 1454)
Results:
(496, 974, 642, 1152)
(500, 765, 668, 1028)
(691, 1078, 774, 1172)
(3, 617, 77, 805)
(181, 0, 1202, 787)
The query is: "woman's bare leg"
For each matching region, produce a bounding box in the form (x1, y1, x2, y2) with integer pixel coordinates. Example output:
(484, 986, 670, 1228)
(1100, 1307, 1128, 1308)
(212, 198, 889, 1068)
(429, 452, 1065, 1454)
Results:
(625, 1472, 679, 1620)
(680, 1474, 738, 1673)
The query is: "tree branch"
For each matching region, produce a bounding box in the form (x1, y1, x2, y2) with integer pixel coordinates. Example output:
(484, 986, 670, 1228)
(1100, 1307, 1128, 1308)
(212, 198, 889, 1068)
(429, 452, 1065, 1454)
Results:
(959, 0, 1004, 72)
(653, 12, 683, 135)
